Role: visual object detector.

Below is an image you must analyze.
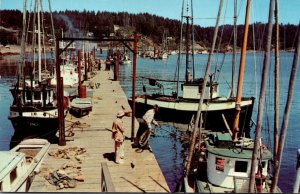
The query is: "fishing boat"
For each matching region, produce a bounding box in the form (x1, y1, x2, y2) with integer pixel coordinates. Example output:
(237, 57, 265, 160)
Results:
(179, 130, 276, 193)
(128, 0, 255, 134)
(158, 30, 169, 60)
(177, 0, 296, 193)
(120, 54, 132, 64)
(0, 138, 50, 192)
(8, 0, 65, 140)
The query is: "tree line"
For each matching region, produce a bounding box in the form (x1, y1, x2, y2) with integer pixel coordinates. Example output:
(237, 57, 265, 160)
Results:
(0, 9, 298, 50)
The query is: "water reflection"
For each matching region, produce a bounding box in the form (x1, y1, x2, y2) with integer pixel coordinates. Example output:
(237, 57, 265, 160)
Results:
(148, 123, 186, 192)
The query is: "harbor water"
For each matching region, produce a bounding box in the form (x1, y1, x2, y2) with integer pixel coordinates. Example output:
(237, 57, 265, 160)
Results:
(0, 51, 299, 192)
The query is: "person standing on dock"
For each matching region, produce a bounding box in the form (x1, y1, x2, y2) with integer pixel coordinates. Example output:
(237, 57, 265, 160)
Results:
(112, 110, 126, 164)
(135, 104, 160, 152)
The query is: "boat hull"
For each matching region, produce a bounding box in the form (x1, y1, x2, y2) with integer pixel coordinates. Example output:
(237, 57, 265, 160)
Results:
(69, 106, 92, 118)
(8, 115, 58, 138)
(8, 105, 60, 142)
(129, 95, 255, 135)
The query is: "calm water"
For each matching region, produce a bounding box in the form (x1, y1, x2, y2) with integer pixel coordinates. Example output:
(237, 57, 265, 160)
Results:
(0, 51, 299, 192)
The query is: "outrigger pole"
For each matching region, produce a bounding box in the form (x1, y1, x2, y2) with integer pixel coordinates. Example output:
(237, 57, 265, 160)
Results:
(232, 0, 252, 142)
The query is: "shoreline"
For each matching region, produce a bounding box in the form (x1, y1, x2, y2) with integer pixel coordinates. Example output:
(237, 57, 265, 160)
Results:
(1, 44, 295, 57)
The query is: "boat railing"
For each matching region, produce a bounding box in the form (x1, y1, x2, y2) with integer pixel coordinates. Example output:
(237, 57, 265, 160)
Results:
(101, 162, 115, 192)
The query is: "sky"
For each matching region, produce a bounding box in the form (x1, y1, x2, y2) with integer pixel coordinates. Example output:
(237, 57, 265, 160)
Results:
(1, 0, 299, 27)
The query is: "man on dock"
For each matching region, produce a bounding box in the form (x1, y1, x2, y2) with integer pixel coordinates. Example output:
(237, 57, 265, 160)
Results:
(134, 104, 160, 152)
(112, 110, 126, 164)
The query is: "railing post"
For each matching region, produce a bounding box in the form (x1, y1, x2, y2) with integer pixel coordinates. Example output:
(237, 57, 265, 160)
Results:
(101, 162, 115, 192)
(56, 34, 65, 146)
(114, 51, 120, 81)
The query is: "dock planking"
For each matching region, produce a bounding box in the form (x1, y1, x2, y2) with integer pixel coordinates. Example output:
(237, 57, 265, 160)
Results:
(29, 63, 170, 192)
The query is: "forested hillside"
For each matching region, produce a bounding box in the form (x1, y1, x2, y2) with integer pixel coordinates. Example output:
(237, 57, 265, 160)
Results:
(0, 9, 298, 50)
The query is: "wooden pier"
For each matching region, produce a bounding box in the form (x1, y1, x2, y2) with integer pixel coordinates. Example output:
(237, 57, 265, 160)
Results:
(29, 65, 170, 192)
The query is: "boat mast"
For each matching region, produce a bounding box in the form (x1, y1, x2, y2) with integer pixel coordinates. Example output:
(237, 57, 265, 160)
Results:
(271, 23, 300, 193)
(184, 0, 223, 177)
(184, 1, 190, 82)
(31, 1, 37, 82)
(48, 0, 56, 52)
(175, 0, 185, 98)
(20, 0, 27, 84)
(231, 0, 251, 142)
(37, 0, 42, 82)
(273, 0, 280, 161)
(248, 0, 275, 192)
(231, 0, 237, 97)
(191, 0, 195, 81)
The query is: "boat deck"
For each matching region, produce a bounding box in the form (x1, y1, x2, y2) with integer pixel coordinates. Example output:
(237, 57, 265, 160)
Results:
(29, 63, 170, 192)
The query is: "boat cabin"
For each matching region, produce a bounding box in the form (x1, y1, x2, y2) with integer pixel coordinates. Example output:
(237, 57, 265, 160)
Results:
(182, 78, 219, 100)
(203, 132, 272, 190)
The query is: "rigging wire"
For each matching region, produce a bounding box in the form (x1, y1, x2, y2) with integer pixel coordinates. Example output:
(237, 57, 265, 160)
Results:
(212, 0, 228, 81)
(39, 0, 47, 72)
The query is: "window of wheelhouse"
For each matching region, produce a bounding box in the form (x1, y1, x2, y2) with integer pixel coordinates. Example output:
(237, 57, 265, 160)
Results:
(234, 161, 248, 173)
(34, 91, 41, 100)
(10, 167, 17, 183)
(26, 91, 32, 101)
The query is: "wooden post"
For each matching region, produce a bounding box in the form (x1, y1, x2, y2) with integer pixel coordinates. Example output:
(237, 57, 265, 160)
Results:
(78, 50, 82, 96)
(114, 51, 119, 81)
(93, 46, 96, 60)
(56, 34, 65, 146)
(131, 32, 137, 142)
(88, 52, 91, 73)
(84, 52, 88, 81)
(59, 77, 65, 146)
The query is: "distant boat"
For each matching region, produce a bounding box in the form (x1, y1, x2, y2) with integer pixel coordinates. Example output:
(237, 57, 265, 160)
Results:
(158, 30, 169, 60)
(158, 52, 168, 59)
(0, 138, 50, 192)
(120, 54, 132, 64)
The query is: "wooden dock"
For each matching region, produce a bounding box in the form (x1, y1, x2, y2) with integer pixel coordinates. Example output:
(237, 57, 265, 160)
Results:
(29, 65, 170, 192)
